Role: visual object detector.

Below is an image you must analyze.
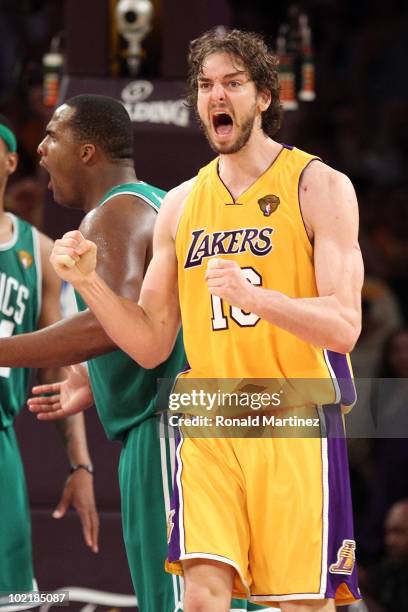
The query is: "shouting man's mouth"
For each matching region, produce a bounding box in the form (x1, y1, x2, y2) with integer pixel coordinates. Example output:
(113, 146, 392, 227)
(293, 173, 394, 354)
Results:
(212, 112, 233, 136)
(39, 160, 53, 191)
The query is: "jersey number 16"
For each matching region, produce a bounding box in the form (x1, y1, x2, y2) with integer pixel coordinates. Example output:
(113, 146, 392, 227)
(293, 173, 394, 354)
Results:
(211, 266, 261, 330)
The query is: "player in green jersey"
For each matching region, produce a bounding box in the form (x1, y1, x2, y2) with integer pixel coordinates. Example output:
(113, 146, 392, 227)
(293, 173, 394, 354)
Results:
(0, 115, 98, 598)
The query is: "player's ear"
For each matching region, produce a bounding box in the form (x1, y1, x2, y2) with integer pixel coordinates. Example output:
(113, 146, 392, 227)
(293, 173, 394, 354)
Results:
(6, 152, 18, 175)
(80, 143, 96, 164)
(258, 88, 271, 112)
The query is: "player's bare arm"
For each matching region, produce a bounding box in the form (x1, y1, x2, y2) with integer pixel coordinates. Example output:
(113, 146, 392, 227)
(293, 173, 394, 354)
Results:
(53, 403, 99, 553)
(36, 232, 99, 552)
(51, 179, 194, 368)
(0, 196, 154, 366)
(205, 161, 363, 353)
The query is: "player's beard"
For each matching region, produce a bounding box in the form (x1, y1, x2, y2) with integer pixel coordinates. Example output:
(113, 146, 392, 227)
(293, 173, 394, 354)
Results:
(199, 104, 257, 155)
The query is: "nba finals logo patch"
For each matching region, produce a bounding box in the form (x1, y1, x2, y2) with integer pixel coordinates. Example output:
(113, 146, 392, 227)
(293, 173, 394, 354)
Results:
(258, 194, 280, 217)
(167, 509, 175, 543)
(329, 539, 356, 575)
(18, 250, 33, 269)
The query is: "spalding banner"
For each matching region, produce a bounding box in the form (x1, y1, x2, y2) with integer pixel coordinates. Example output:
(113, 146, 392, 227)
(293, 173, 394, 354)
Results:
(121, 80, 189, 127)
(59, 76, 192, 131)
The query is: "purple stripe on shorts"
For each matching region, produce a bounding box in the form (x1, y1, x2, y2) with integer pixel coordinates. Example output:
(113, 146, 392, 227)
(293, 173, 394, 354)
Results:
(324, 405, 360, 600)
(326, 350, 357, 407)
(181, 360, 191, 374)
(168, 426, 182, 562)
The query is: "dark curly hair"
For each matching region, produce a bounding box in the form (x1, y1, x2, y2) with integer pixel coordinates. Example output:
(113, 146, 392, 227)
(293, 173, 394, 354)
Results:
(187, 28, 282, 138)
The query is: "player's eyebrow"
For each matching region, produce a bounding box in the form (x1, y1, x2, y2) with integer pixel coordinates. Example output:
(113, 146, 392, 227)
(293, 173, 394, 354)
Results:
(223, 70, 247, 79)
(198, 70, 248, 81)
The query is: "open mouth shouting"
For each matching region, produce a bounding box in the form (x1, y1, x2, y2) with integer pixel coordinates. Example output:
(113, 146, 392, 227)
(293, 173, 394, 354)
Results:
(39, 160, 53, 191)
(212, 111, 234, 137)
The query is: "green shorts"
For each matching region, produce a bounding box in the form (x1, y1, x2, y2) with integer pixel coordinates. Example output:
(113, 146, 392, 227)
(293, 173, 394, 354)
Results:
(118, 416, 269, 611)
(0, 425, 34, 595)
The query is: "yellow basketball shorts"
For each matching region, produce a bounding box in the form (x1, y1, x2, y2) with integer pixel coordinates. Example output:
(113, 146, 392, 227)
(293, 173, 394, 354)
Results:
(166, 404, 360, 607)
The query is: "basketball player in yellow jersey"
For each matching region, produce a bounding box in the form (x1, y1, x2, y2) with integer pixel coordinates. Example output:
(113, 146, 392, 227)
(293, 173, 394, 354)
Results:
(49, 29, 364, 612)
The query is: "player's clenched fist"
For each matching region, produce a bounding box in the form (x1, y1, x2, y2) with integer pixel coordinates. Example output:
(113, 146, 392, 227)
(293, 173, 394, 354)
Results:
(50, 230, 97, 285)
(205, 257, 257, 312)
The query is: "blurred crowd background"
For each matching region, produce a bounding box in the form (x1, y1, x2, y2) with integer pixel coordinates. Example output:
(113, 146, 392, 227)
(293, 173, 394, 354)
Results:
(0, 1, 407, 610)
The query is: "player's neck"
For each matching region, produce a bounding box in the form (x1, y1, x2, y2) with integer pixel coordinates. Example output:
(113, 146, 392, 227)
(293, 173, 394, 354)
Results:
(0, 209, 14, 244)
(0, 181, 11, 239)
(218, 135, 281, 200)
(0, 177, 7, 209)
(83, 164, 138, 212)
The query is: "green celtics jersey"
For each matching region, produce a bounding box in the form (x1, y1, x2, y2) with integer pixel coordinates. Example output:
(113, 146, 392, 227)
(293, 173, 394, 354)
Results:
(76, 183, 186, 440)
(0, 214, 41, 428)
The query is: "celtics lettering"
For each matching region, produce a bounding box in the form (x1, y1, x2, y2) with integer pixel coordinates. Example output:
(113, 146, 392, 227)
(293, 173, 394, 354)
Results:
(0, 273, 30, 325)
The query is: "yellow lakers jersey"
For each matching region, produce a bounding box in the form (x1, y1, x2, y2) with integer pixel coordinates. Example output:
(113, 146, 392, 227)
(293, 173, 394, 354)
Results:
(176, 146, 354, 397)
